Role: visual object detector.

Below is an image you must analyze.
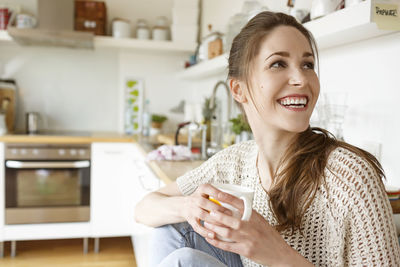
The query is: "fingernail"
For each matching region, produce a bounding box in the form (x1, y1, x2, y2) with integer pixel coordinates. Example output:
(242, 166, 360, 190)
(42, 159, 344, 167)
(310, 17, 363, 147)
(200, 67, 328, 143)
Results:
(204, 222, 211, 228)
(208, 232, 214, 238)
(210, 211, 217, 217)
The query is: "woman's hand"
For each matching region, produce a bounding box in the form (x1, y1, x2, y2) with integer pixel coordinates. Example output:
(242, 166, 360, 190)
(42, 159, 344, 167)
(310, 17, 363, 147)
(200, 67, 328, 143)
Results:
(204, 191, 314, 267)
(182, 184, 232, 240)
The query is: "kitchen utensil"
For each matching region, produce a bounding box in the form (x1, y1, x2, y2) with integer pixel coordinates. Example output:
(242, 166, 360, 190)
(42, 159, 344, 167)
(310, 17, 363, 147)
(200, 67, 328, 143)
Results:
(112, 18, 131, 38)
(26, 112, 41, 134)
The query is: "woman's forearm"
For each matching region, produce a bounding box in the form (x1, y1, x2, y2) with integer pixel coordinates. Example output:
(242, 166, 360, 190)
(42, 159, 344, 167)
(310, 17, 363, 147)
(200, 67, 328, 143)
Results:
(134, 192, 187, 228)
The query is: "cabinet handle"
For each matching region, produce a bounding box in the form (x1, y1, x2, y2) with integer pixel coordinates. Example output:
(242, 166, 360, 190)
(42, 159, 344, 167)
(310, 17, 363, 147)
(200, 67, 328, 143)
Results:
(137, 174, 159, 191)
(6, 160, 90, 169)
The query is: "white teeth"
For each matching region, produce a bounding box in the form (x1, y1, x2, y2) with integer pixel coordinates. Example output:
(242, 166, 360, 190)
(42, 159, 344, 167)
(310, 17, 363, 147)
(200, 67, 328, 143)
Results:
(279, 97, 308, 106)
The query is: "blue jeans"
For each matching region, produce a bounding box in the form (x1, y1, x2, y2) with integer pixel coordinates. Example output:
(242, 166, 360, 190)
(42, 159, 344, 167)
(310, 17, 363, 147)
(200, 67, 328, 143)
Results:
(150, 222, 243, 267)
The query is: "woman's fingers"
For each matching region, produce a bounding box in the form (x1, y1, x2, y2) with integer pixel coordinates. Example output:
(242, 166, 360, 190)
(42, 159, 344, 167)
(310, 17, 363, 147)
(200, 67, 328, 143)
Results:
(209, 210, 242, 230)
(215, 191, 245, 214)
(188, 217, 215, 239)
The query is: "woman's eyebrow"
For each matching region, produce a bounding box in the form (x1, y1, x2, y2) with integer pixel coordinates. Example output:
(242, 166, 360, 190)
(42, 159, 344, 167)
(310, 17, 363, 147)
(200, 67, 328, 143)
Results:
(265, 51, 314, 61)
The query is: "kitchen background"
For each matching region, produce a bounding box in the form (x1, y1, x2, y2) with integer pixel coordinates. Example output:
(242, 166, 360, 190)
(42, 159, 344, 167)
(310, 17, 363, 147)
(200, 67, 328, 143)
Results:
(0, 0, 399, 188)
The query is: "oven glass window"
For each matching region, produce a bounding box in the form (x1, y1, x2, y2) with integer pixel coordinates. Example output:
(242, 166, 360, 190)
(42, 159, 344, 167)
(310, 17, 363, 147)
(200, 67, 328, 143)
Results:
(6, 166, 90, 208)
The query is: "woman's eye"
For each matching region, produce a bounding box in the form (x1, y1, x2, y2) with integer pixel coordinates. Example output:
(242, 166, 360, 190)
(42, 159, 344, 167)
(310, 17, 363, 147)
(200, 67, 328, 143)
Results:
(303, 61, 315, 70)
(270, 61, 286, 69)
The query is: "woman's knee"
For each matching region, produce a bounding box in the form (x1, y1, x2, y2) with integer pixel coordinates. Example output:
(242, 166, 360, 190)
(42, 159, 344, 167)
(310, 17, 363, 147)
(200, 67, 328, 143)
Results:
(158, 247, 226, 267)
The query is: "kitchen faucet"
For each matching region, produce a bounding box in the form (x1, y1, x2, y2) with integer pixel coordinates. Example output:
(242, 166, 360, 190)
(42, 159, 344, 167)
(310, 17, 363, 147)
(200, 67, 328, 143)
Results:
(208, 80, 231, 123)
(207, 81, 232, 155)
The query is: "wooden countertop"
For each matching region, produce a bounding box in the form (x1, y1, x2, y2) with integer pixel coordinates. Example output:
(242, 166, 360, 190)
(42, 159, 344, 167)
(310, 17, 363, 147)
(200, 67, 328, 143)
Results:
(147, 160, 204, 185)
(135, 136, 205, 184)
(0, 131, 136, 144)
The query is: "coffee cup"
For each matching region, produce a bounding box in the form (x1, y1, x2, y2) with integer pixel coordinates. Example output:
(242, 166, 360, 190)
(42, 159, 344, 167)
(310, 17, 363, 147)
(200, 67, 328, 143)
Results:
(209, 183, 254, 241)
(16, 14, 36, 29)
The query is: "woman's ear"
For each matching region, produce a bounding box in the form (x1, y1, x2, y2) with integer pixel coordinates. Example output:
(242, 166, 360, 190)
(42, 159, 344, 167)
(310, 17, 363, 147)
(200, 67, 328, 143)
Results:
(229, 79, 247, 103)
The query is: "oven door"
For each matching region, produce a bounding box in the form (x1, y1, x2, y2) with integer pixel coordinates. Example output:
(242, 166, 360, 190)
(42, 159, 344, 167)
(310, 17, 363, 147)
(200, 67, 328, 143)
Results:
(5, 160, 90, 224)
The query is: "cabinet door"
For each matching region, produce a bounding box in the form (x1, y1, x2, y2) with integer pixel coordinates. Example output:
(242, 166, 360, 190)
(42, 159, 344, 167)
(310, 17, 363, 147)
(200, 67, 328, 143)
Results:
(91, 142, 140, 237)
(131, 144, 165, 235)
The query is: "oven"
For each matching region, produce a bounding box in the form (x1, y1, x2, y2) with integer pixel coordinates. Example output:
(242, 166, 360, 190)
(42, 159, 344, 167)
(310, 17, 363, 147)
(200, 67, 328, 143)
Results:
(4, 143, 90, 224)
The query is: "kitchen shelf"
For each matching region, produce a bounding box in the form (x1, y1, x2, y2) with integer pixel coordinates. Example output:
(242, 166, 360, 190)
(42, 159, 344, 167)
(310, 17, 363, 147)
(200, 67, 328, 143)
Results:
(303, 0, 396, 50)
(94, 36, 196, 53)
(177, 0, 398, 80)
(0, 29, 196, 53)
(176, 53, 229, 79)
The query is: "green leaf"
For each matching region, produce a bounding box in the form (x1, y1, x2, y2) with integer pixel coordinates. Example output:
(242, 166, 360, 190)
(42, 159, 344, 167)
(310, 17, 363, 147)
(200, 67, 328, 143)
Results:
(133, 106, 139, 112)
(127, 80, 137, 88)
(131, 89, 139, 96)
(133, 123, 139, 129)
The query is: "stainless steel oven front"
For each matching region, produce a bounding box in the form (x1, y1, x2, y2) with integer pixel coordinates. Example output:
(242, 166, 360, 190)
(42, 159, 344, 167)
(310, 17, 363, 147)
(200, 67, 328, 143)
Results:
(4, 143, 90, 224)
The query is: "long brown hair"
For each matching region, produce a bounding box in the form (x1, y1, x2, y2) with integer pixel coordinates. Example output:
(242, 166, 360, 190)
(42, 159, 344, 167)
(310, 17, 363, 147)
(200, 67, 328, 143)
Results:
(228, 11, 385, 234)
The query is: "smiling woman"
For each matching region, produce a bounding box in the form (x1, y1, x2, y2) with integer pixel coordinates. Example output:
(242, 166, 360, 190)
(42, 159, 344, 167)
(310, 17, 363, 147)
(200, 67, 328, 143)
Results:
(134, 11, 400, 267)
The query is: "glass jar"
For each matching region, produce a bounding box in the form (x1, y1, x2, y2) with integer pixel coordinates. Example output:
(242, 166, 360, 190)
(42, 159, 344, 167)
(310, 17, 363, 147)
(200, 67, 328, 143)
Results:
(152, 16, 169, 41)
(136, 19, 150, 40)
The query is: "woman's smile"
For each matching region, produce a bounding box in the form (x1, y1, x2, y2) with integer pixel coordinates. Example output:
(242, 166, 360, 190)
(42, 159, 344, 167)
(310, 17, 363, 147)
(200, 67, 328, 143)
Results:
(277, 94, 309, 112)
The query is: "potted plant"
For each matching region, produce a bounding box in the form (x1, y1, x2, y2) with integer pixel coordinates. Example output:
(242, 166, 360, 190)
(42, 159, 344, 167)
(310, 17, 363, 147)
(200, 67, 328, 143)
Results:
(151, 114, 167, 129)
(229, 114, 252, 143)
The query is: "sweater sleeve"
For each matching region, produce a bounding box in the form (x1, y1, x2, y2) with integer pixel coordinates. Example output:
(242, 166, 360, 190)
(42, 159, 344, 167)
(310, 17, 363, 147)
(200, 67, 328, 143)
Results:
(343, 159, 400, 266)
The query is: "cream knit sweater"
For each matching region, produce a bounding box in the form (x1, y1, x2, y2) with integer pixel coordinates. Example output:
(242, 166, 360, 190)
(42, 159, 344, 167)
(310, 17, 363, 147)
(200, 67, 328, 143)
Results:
(176, 140, 400, 267)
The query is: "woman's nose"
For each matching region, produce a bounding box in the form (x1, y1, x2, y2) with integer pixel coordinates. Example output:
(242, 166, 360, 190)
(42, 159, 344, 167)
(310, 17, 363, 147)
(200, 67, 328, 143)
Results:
(288, 68, 307, 87)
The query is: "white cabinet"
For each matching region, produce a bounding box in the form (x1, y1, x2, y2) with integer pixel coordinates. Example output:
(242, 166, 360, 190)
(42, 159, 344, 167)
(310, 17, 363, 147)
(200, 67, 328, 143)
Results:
(91, 142, 137, 237)
(90, 142, 162, 238)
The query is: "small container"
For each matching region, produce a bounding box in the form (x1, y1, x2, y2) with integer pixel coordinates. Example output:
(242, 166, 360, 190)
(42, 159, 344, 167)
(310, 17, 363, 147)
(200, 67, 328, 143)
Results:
(26, 112, 40, 134)
(152, 16, 169, 41)
(136, 19, 150, 40)
(112, 19, 131, 38)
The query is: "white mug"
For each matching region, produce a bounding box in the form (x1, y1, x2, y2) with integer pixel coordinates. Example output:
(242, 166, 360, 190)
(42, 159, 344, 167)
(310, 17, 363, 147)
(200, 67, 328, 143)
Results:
(16, 14, 36, 29)
(209, 183, 254, 241)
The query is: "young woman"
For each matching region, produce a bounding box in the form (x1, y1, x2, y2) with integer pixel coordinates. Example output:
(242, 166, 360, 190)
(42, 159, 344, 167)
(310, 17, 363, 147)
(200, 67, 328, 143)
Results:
(135, 11, 400, 267)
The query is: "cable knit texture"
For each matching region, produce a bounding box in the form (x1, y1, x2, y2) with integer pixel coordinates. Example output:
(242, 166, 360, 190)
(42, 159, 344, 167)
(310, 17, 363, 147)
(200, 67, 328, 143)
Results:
(176, 140, 400, 267)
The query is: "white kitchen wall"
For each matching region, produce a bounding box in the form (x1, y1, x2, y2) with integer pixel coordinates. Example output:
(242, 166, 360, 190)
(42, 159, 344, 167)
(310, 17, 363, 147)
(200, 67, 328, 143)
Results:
(0, 0, 190, 133)
(0, 45, 119, 131)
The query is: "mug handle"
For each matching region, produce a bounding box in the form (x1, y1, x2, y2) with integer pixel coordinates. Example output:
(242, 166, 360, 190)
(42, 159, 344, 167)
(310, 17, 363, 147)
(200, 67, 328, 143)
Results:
(240, 196, 252, 221)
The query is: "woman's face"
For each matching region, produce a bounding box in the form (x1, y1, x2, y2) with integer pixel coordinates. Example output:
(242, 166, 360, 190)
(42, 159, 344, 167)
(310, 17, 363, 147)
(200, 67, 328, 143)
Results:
(244, 25, 320, 134)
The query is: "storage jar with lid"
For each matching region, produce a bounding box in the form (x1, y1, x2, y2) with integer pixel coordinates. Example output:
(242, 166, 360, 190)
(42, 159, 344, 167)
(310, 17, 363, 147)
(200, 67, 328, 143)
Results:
(152, 16, 169, 41)
(136, 19, 150, 40)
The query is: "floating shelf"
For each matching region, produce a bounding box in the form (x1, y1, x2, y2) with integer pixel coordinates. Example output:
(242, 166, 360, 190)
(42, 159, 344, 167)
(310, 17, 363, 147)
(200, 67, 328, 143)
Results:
(303, 0, 396, 50)
(0, 29, 196, 53)
(177, 53, 228, 79)
(94, 36, 196, 53)
(178, 0, 398, 80)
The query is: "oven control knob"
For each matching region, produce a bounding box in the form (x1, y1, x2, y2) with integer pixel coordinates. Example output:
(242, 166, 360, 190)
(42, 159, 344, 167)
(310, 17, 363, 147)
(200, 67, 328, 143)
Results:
(58, 149, 66, 156)
(11, 149, 18, 155)
(33, 149, 39, 155)
(21, 149, 27, 155)
(70, 149, 77, 156)
(79, 149, 86, 156)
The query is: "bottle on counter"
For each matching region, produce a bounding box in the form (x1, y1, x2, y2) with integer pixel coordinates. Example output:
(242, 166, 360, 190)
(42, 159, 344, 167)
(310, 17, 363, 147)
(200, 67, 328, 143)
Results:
(142, 99, 151, 136)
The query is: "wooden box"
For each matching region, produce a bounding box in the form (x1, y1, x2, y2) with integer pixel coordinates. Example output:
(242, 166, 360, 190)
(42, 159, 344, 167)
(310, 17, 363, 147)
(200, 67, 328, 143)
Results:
(74, 0, 106, 35)
(208, 38, 223, 59)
